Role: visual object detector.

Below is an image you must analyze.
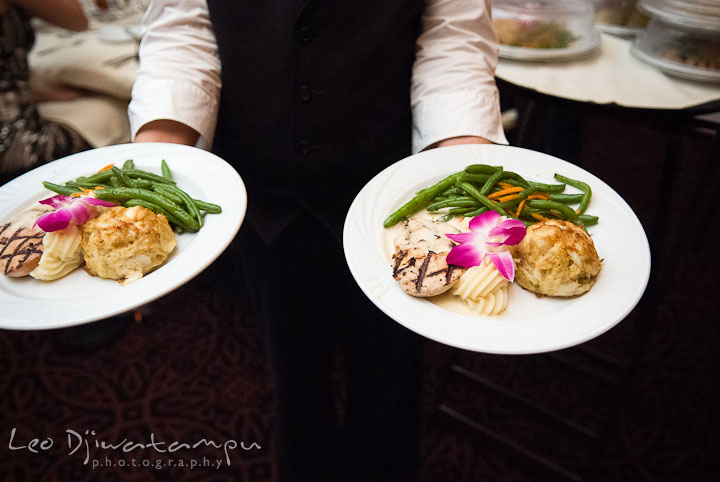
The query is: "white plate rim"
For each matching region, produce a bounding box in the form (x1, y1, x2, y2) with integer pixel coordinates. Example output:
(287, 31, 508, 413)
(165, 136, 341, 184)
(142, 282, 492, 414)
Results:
(0, 143, 246, 330)
(343, 144, 651, 354)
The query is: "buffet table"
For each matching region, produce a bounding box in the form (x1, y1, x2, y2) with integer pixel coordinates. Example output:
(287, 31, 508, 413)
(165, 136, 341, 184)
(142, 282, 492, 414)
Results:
(496, 32, 720, 112)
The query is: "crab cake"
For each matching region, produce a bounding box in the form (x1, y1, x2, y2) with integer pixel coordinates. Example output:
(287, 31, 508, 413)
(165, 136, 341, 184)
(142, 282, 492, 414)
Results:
(512, 219, 601, 297)
(81, 206, 176, 284)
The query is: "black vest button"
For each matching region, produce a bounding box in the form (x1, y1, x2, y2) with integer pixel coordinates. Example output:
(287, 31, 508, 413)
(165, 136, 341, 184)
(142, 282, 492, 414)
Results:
(298, 26, 312, 44)
(299, 85, 312, 102)
(297, 140, 312, 155)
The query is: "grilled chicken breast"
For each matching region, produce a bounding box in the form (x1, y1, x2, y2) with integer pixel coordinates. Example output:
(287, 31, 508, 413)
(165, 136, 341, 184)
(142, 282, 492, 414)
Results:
(0, 205, 52, 277)
(391, 218, 466, 297)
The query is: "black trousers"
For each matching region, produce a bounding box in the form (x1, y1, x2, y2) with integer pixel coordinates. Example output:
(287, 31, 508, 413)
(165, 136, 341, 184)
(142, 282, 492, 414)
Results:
(233, 209, 423, 482)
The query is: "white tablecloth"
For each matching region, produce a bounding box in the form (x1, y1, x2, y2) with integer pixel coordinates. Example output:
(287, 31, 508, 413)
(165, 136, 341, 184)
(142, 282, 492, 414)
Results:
(496, 33, 720, 110)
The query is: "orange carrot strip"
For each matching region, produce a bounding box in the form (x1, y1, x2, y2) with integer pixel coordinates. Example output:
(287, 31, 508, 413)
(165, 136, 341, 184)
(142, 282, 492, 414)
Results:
(515, 199, 528, 218)
(487, 186, 525, 200)
(499, 182, 515, 190)
(498, 194, 520, 203)
(94, 186, 104, 190)
(531, 213, 549, 222)
(526, 193, 549, 201)
(98, 163, 114, 172)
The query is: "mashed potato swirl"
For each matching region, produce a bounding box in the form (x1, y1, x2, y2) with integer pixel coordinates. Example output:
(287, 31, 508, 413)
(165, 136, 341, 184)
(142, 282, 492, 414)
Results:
(30, 225, 83, 281)
(451, 259, 510, 315)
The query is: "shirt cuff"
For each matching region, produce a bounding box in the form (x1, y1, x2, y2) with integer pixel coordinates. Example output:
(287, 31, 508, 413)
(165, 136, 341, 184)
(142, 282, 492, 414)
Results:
(128, 76, 218, 147)
(412, 89, 509, 153)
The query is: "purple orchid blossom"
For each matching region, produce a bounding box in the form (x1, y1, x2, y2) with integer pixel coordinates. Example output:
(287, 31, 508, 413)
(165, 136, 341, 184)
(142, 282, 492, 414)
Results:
(445, 211, 526, 281)
(34, 195, 115, 232)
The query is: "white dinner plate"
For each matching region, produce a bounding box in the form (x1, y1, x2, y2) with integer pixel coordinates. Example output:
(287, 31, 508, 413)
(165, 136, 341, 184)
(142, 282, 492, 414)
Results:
(343, 144, 651, 354)
(0, 143, 246, 330)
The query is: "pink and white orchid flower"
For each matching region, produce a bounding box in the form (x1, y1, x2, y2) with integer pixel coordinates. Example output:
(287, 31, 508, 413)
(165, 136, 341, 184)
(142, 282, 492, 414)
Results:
(34, 194, 115, 232)
(445, 211, 526, 281)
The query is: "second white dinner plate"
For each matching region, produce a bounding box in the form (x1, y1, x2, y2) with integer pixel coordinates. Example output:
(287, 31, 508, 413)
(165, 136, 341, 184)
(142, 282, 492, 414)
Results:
(343, 144, 651, 354)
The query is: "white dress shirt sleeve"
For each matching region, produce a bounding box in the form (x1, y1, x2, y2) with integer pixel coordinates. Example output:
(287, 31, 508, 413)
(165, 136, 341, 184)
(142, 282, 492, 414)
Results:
(412, 0, 508, 152)
(128, 0, 221, 147)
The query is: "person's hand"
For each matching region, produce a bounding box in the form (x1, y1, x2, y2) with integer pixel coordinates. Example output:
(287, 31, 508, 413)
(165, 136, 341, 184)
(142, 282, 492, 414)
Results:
(434, 136, 493, 148)
(134, 119, 200, 146)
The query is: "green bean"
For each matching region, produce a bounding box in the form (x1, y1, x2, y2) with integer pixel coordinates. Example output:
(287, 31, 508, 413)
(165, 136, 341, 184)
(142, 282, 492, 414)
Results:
(193, 199, 222, 214)
(426, 199, 480, 212)
(549, 193, 584, 204)
(94, 187, 199, 231)
(459, 172, 491, 184)
(579, 214, 599, 226)
(527, 181, 566, 193)
(122, 159, 134, 170)
(383, 172, 462, 228)
(463, 206, 489, 217)
(458, 181, 508, 216)
(133, 178, 153, 189)
(498, 171, 530, 187)
(65, 180, 111, 189)
(109, 175, 121, 188)
(526, 200, 582, 226)
(155, 183, 221, 215)
(480, 170, 531, 196)
(554, 173, 592, 214)
(151, 183, 203, 228)
(152, 184, 183, 204)
(440, 206, 475, 222)
(122, 198, 186, 229)
(478, 170, 504, 196)
(79, 170, 114, 184)
(161, 159, 173, 181)
(464, 164, 502, 174)
(123, 169, 176, 185)
(439, 187, 465, 197)
(111, 166, 136, 188)
(43, 181, 81, 196)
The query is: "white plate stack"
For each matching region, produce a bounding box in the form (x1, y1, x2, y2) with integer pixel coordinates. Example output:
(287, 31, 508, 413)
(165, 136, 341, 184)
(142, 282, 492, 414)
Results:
(631, 0, 720, 82)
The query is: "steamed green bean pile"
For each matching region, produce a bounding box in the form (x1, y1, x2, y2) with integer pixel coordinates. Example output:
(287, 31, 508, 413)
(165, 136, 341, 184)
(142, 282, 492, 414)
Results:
(383, 164, 596, 229)
(42, 159, 221, 233)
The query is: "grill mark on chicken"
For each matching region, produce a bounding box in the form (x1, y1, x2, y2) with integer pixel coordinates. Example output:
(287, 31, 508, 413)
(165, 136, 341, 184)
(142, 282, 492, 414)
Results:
(392, 248, 411, 278)
(415, 253, 433, 292)
(0, 227, 44, 275)
(392, 246, 466, 297)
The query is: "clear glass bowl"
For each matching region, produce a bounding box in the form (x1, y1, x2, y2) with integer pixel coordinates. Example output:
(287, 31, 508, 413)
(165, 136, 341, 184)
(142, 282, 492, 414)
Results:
(632, 0, 720, 82)
(591, 0, 649, 36)
(638, 0, 720, 31)
(492, 0, 601, 60)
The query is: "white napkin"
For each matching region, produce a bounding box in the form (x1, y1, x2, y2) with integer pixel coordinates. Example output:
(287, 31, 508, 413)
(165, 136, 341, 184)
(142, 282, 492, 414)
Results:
(38, 95, 131, 148)
(29, 29, 138, 101)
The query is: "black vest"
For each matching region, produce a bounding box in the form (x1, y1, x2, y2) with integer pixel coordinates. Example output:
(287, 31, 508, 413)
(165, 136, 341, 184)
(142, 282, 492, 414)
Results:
(206, 0, 424, 241)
